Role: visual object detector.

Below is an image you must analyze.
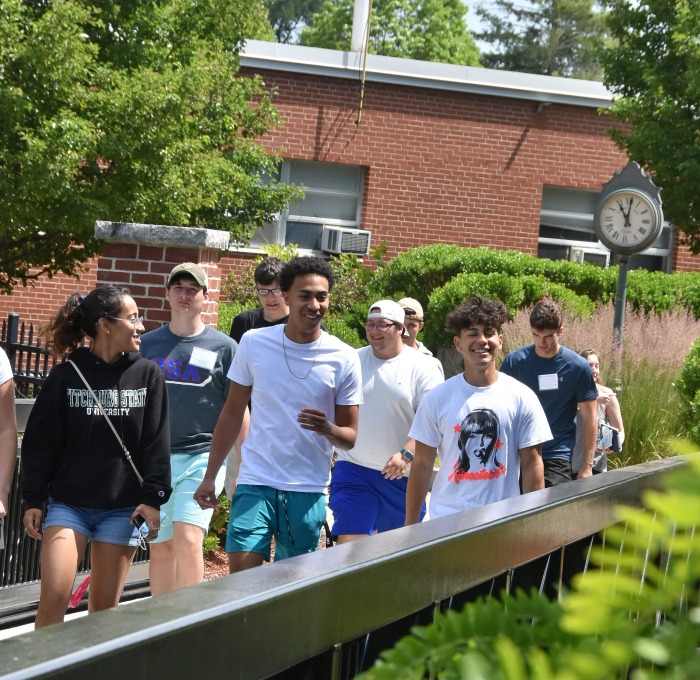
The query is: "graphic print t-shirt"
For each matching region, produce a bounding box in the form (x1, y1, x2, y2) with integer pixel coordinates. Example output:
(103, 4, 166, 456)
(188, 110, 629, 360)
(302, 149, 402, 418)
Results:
(409, 372, 551, 519)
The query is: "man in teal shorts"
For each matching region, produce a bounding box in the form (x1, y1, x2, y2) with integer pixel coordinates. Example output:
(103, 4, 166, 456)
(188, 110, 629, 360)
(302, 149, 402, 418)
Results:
(194, 256, 362, 572)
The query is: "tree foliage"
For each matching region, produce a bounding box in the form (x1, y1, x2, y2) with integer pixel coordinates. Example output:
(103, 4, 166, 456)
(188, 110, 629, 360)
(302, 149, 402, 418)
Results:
(265, 0, 324, 42)
(300, 0, 480, 66)
(475, 0, 606, 78)
(0, 0, 299, 294)
(600, 0, 700, 254)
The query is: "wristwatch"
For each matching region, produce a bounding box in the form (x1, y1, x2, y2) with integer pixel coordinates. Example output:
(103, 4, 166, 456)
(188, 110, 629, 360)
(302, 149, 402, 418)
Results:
(400, 449, 414, 463)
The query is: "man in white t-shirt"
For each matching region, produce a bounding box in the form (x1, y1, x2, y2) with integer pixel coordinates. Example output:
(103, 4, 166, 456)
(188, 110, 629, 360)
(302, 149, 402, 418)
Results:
(194, 256, 362, 573)
(406, 295, 550, 522)
(330, 300, 442, 543)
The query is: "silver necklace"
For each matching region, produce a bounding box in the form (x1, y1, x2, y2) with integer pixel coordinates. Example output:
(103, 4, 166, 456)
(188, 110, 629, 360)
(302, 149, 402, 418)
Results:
(282, 331, 322, 380)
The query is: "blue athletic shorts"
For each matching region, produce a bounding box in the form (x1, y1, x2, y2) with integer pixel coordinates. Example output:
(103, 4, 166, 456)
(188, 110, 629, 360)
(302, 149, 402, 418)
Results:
(44, 499, 137, 547)
(226, 484, 326, 561)
(152, 452, 226, 543)
(329, 460, 425, 536)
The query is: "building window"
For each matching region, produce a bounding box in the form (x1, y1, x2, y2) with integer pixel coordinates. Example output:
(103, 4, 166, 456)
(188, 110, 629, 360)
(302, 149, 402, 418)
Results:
(250, 160, 365, 251)
(538, 186, 673, 272)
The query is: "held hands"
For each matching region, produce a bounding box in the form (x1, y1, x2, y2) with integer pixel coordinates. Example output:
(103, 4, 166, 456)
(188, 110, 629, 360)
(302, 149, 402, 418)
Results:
(382, 452, 409, 480)
(298, 407, 331, 436)
(576, 465, 593, 480)
(131, 504, 162, 542)
(194, 479, 219, 510)
(23, 508, 43, 540)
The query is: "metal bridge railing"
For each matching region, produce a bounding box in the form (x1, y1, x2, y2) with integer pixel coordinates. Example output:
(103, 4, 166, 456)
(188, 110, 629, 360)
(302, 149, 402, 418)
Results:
(0, 455, 683, 680)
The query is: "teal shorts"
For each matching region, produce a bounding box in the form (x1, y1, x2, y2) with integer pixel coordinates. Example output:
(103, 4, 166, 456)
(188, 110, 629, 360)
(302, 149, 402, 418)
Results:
(151, 452, 225, 543)
(226, 484, 326, 561)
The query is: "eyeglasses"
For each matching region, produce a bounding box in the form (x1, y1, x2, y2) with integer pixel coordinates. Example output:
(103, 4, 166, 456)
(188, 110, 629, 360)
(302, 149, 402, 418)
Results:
(257, 288, 282, 297)
(365, 323, 397, 333)
(107, 316, 144, 327)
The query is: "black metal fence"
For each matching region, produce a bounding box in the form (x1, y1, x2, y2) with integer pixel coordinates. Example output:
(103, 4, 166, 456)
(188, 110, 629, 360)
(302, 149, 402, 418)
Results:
(0, 312, 57, 398)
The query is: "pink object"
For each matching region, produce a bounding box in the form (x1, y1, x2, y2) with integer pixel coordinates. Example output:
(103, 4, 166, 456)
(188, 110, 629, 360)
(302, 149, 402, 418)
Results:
(69, 575, 90, 608)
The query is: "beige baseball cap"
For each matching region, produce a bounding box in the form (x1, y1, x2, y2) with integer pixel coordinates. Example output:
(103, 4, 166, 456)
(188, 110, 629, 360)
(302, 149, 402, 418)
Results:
(167, 263, 208, 291)
(398, 297, 424, 321)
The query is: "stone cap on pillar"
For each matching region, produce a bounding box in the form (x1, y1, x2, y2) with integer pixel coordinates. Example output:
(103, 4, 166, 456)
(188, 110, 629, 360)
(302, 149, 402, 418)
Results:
(95, 221, 231, 251)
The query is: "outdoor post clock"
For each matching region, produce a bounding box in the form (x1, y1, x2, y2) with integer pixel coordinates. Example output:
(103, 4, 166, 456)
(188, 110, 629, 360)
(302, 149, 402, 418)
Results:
(594, 162, 664, 357)
(593, 161, 664, 256)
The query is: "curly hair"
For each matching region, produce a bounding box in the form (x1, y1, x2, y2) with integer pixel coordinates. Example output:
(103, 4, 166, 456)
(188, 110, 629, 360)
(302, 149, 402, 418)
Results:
(254, 257, 286, 286)
(445, 295, 508, 336)
(279, 256, 335, 292)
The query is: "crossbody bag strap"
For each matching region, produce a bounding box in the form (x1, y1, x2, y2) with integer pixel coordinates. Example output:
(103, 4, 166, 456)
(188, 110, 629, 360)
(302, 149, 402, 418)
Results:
(67, 359, 144, 486)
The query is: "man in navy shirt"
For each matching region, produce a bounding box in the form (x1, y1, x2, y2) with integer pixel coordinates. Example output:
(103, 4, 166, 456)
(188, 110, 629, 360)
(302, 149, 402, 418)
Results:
(500, 299, 597, 487)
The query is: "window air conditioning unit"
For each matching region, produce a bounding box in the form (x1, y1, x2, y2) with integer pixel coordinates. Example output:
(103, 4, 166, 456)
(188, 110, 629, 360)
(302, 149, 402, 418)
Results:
(321, 226, 371, 256)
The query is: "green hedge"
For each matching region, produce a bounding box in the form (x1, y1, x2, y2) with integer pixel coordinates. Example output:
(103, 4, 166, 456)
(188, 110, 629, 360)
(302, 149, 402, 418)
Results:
(368, 245, 618, 309)
(368, 246, 700, 343)
(424, 273, 596, 349)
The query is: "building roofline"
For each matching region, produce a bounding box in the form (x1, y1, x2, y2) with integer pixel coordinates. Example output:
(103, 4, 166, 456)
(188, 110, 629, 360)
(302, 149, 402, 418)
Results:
(240, 40, 613, 109)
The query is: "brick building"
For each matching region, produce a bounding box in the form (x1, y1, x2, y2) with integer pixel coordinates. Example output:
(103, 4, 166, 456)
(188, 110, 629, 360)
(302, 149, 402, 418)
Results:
(1, 41, 696, 327)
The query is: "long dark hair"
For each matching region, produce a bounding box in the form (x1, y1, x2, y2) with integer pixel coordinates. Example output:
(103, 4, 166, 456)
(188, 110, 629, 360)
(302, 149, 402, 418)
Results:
(456, 408, 499, 472)
(43, 286, 129, 356)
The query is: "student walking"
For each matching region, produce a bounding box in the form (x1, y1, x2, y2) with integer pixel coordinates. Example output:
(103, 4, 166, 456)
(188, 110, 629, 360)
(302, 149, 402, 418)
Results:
(195, 256, 362, 573)
(21, 287, 171, 627)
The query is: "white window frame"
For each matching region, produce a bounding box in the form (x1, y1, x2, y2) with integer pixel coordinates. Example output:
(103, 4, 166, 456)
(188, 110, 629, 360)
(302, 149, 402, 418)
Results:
(244, 160, 365, 253)
(539, 186, 673, 272)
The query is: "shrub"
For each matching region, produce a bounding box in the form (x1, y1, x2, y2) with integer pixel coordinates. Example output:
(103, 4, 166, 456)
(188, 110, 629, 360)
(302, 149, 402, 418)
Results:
(676, 338, 700, 446)
(359, 449, 700, 679)
(217, 300, 247, 335)
(367, 246, 700, 337)
(425, 273, 595, 350)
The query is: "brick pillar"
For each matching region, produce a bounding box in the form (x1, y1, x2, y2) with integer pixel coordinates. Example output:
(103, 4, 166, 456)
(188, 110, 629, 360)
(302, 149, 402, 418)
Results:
(94, 222, 230, 330)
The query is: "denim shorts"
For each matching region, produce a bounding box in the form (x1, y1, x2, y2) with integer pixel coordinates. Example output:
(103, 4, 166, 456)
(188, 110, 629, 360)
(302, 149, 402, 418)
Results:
(151, 452, 225, 543)
(44, 499, 138, 547)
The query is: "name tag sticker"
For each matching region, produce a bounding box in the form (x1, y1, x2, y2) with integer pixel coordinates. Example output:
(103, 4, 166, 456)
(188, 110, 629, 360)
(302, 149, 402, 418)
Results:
(189, 347, 217, 371)
(538, 373, 559, 391)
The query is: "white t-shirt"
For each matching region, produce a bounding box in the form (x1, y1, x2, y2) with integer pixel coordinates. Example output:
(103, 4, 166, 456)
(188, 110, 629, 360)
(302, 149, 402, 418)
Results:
(409, 371, 552, 519)
(337, 346, 443, 471)
(0, 348, 12, 385)
(230, 325, 362, 493)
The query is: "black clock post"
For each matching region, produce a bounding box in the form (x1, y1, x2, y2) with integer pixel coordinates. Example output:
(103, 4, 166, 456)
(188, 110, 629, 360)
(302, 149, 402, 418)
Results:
(593, 162, 664, 348)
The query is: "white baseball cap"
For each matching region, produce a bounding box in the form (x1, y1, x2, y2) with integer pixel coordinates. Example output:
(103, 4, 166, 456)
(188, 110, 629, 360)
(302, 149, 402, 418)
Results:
(367, 300, 409, 336)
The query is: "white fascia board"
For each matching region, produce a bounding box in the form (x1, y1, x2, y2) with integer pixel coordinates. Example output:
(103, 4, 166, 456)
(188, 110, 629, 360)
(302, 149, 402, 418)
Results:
(240, 40, 613, 109)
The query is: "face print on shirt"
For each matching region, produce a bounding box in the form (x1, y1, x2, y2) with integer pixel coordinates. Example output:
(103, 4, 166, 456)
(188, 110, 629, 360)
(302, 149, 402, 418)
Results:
(449, 408, 506, 482)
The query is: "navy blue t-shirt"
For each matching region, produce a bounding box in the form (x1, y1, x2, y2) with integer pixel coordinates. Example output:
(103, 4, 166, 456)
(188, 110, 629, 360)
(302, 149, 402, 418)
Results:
(500, 345, 597, 459)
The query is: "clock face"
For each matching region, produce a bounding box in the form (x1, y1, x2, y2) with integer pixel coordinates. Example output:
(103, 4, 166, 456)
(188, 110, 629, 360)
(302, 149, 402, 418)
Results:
(594, 189, 663, 255)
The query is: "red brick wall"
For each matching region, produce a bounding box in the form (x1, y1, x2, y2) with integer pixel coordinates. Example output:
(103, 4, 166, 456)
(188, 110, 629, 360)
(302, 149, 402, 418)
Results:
(0, 264, 99, 329)
(243, 68, 628, 258)
(0, 65, 696, 328)
(0, 245, 225, 330)
(241, 67, 698, 269)
(97, 243, 224, 331)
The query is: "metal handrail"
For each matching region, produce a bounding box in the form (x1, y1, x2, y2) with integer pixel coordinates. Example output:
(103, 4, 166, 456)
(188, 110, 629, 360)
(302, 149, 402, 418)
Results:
(0, 456, 684, 680)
